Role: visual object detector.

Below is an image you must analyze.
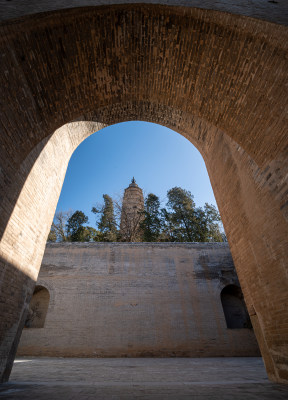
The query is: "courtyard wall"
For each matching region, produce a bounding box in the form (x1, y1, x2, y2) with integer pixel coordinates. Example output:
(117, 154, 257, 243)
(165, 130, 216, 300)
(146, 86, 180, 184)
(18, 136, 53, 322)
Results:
(17, 242, 260, 357)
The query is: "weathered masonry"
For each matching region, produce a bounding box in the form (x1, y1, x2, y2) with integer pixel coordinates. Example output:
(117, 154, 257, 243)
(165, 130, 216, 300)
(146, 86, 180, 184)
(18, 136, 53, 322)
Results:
(17, 243, 259, 358)
(0, 0, 287, 384)
(120, 178, 144, 242)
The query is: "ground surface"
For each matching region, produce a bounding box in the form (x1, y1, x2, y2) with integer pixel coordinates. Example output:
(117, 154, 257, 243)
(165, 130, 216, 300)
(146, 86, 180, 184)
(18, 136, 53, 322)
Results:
(0, 357, 288, 399)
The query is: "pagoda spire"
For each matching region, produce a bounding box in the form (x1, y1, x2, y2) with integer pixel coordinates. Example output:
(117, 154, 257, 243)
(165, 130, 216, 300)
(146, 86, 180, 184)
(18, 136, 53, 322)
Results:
(129, 177, 138, 187)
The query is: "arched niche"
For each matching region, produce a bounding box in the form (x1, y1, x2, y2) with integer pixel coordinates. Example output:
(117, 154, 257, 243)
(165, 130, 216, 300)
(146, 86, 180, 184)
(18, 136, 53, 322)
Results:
(25, 285, 50, 329)
(221, 285, 251, 329)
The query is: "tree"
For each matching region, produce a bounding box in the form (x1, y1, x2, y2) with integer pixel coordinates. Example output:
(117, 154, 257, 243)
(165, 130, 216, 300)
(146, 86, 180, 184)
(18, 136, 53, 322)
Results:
(162, 187, 224, 242)
(141, 193, 162, 242)
(203, 203, 223, 242)
(84, 226, 101, 242)
(47, 225, 57, 242)
(92, 194, 117, 241)
(164, 187, 197, 241)
(159, 208, 175, 242)
(48, 188, 224, 243)
(71, 225, 100, 242)
(66, 211, 89, 242)
(47, 210, 72, 242)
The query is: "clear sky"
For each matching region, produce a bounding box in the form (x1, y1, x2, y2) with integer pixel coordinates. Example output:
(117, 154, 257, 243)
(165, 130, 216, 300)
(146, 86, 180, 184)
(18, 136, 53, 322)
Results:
(55, 121, 219, 227)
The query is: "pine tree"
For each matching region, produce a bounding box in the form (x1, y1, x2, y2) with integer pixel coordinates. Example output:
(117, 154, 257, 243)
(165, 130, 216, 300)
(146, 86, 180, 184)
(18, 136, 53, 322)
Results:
(66, 211, 89, 242)
(92, 194, 117, 241)
(141, 193, 162, 242)
(162, 187, 223, 242)
(165, 187, 196, 241)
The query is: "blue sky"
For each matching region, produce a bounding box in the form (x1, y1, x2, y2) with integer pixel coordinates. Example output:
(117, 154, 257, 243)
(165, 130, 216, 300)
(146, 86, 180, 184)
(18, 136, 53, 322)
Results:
(56, 121, 219, 227)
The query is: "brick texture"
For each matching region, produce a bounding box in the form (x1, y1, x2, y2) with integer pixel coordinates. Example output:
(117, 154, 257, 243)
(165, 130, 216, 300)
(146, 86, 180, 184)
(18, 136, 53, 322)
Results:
(17, 243, 260, 358)
(0, 4, 287, 384)
(120, 180, 144, 241)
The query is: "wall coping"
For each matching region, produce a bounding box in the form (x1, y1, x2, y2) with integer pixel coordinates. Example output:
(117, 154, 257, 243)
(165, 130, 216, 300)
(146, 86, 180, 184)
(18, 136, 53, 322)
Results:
(45, 242, 230, 249)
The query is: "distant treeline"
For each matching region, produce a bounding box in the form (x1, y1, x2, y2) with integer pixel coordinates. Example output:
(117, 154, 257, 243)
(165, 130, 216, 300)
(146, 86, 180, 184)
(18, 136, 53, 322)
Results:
(48, 187, 226, 243)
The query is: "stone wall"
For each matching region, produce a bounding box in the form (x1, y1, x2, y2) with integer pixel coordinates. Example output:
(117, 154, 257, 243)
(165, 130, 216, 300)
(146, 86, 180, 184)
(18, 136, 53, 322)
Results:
(17, 243, 260, 357)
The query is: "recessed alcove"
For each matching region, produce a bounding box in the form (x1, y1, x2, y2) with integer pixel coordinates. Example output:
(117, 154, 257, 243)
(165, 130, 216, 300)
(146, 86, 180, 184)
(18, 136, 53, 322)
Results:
(221, 285, 252, 329)
(24, 286, 50, 329)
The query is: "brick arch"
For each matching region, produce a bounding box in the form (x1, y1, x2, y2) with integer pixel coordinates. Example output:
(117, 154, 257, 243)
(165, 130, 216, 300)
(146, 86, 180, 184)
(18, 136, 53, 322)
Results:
(0, 4, 287, 384)
(1, 5, 287, 164)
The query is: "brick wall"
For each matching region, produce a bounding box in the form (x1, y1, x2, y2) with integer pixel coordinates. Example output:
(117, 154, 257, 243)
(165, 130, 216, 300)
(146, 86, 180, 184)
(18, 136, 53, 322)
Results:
(17, 243, 260, 358)
(0, 3, 287, 384)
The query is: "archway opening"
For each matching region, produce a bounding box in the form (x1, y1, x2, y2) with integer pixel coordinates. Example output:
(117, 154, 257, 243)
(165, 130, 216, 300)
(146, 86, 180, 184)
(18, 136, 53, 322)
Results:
(15, 121, 259, 362)
(53, 120, 222, 240)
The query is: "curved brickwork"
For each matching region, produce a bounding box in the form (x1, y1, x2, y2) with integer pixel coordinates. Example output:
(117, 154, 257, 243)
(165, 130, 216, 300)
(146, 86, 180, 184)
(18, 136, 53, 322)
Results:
(0, 0, 288, 25)
(0, 4, 287, 384)
(0, 6, 287, 165)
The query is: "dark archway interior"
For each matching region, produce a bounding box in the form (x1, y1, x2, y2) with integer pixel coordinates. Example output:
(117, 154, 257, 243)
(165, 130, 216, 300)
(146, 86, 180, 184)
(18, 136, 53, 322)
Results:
(221, 285, 251, 329)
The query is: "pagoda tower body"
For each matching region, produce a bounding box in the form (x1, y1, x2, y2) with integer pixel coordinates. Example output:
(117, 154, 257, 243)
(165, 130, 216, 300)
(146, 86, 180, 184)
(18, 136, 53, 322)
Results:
(120, 178, 144, 242)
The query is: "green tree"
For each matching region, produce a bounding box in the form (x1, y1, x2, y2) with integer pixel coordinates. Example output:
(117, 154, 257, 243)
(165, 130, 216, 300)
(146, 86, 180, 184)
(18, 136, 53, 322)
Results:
(203, 203, 223, 242)
(92, 194, 117, 241)
(162, 187, 224, 242)
(47, 225, 57, 242)
(164, 187, 197, 241)
(141, 193, 162, 242)
(158, 208, 174, 241)
(47, 210, 72, 242)
(66, 211, 89, 242)
(73, 226, 100, 242)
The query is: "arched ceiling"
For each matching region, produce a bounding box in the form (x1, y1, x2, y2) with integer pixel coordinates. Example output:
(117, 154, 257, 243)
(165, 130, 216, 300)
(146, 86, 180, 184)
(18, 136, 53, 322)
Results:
(0, 0, 288, 25)
(1, 5, 287, 167)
